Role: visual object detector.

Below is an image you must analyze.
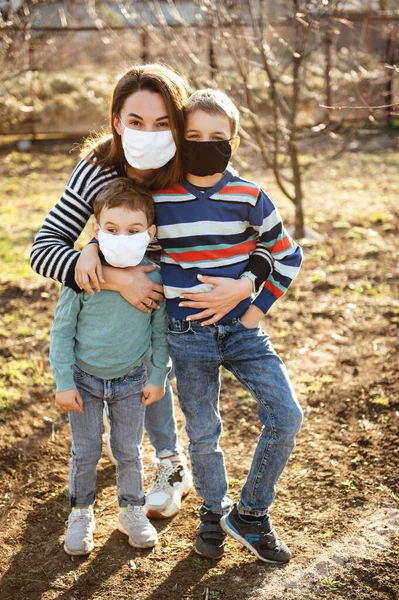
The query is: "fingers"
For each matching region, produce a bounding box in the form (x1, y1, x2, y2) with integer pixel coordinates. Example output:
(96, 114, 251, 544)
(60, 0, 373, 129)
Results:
(148, 290, 165, 302)
(150, 283, 165, 295)
(56, 401, 83, 413)
(186, 309, 214, 322)
(142, 298, 162, 310)
(142, 394, 158, 406)
(96, 263, 105, 285)
(88, 269, 101, 294)
(76, 272, 95, 295)
(72, 399, 84, 414)
(138, 264, 157, 272)
(197, 274, 220, 285)
(75, 392, 84, 412)
(138, 303, 151, 313)
(179, 299, 211, 309)
(180, 292, 212, 302)
(200, 313, 224, 326)
(148, 301, 160, 310)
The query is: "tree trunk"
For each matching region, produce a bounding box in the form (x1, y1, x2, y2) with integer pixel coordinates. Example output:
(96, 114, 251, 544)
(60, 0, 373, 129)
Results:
(290, 143, 305, 238)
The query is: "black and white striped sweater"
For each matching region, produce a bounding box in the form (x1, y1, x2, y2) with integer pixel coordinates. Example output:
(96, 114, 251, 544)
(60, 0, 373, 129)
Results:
(30, 157, 162, 292)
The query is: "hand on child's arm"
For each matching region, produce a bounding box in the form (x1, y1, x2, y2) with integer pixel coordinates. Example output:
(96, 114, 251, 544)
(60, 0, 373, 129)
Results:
(114, 266, 165, 312)
(239, 304, 265, 329)
(142, 383, 165, 406)
(55, 389, 84, 413)
(75, 244, 165, 312)
(180, 275, 253, 326)
(75, 243, 103, 295)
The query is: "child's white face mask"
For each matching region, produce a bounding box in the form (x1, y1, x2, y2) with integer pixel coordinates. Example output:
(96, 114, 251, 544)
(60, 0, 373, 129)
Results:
(120, 121, 176, 170)
(98, 228, 151, 268)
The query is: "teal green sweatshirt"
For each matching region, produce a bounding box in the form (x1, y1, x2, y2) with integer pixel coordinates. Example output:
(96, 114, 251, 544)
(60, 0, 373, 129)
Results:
(49, 264, 169, 392)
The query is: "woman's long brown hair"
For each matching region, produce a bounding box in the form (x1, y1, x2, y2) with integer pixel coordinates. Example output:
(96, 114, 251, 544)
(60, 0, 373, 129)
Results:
(82, 64, 189, 190)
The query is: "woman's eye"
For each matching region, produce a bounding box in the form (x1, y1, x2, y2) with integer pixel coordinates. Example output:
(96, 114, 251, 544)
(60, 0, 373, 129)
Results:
(106, 228, 117, 234)
(127, 120, 141, 128)
(157, 121, 170, 128)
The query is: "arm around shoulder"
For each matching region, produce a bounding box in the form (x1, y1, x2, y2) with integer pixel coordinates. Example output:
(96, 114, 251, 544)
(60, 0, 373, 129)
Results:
(30, 157, 115, 291)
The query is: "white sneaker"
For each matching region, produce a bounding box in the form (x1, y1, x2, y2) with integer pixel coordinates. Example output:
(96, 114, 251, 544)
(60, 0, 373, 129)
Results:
(64, 508, 95, 556)
(145, 455, 193, 519)
(103, 404, 116, 465)
(118, 505, 158, 548)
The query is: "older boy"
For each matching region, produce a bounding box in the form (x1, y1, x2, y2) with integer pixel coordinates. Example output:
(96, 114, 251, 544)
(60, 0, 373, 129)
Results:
(50, 178, 169, 555)
(153, 89, 303, 563)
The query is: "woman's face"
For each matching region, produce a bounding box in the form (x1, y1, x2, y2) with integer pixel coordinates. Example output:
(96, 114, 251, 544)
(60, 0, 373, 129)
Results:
(114, 90, 171, 135)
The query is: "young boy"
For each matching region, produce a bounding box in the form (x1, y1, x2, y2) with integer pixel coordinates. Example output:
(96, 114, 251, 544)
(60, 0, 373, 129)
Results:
(153, 89, 303, 563)
(50, 178, 170, 555)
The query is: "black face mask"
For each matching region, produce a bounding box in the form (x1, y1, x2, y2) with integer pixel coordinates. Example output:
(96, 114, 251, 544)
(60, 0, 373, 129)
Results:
(183, 139, 232, 177)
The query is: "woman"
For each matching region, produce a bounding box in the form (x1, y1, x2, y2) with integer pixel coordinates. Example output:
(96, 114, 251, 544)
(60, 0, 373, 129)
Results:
(31, 63, 258, 520)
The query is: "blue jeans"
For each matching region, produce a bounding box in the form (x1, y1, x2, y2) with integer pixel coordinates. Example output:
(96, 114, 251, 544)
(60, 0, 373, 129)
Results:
(167, 317, 303, 517)
(69, 364, 147, 508)
(144, 351, 179, 457)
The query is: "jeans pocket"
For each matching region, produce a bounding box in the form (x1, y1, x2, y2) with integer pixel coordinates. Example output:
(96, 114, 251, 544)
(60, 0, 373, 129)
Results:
(167, 317, 193, 335)
(122, 364, 146, 383)
(237, 317, 259, 331)
(72, 365, 87, 380)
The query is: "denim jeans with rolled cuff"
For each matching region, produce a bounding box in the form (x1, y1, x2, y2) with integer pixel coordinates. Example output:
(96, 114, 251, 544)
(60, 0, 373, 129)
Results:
(167, 317, 303, 518)
(68, 364, 147, 508)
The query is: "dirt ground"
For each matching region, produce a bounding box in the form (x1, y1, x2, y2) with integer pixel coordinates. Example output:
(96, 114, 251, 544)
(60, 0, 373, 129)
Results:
(0, 142, 398, 599)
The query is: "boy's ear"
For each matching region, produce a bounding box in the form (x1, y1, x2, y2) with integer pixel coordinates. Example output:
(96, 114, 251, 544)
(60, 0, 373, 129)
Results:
(230, 136, 240, 155)
(148, 224, 156, 240)
(92, 219, 100, 239)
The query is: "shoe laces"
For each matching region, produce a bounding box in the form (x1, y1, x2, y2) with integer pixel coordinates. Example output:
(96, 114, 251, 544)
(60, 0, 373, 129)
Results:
(68, 509, 92, 529)
(150, 460, 180, 492)
(125, 505, 148, 525)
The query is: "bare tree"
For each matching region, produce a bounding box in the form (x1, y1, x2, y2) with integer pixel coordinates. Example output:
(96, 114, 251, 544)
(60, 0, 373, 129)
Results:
(118, 0, 390, 238)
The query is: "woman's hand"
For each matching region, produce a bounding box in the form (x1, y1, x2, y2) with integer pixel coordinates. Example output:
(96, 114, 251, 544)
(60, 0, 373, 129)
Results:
(75, 243, 104, 294)
(75, 244, 165, 312)
(179, 275, 253, 326)
(103, 264, 165, 312)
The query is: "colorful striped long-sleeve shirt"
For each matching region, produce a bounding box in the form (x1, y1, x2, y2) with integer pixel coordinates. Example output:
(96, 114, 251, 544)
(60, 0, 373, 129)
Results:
(153, 169, 303, 321)
(30, 158, 274, 294)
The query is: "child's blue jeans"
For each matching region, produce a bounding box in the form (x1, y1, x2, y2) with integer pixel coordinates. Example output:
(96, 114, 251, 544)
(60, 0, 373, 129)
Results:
(167, 317, 303, 518)
(68, 363, 147, 508)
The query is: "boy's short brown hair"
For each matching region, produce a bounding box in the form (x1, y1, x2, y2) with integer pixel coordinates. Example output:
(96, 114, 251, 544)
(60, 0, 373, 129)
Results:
(93, 178, 155, 225)
(184, 89, 240, 137)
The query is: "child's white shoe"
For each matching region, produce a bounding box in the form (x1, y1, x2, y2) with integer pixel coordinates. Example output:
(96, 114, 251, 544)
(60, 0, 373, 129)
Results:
(118, 505, 158, 548)
(145, 454, 192, 518)
(64, 508, 95, 556)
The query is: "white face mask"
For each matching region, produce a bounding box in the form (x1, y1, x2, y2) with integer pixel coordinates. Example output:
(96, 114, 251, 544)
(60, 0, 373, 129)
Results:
(120, 123, 177, 170)
(98, 228, 151, 268)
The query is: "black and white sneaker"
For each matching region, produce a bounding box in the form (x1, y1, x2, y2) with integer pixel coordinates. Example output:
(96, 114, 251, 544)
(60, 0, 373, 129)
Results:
(145, 455, 192, 519)
(220, 504, 291, 563)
